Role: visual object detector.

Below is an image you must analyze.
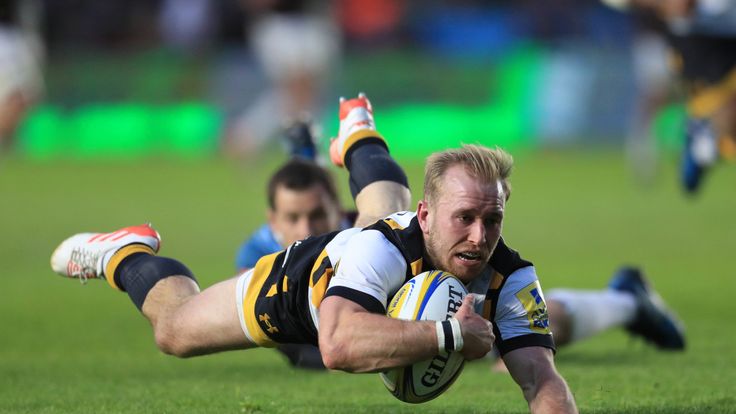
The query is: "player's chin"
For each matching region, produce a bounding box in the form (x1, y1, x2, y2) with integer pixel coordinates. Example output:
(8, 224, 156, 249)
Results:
(449, 255, 485, 282)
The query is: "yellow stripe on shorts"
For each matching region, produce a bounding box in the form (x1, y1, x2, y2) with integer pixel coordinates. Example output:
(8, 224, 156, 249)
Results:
(243, 252, 279, 347)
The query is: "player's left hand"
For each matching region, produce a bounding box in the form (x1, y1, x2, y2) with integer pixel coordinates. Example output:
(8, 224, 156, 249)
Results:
(455, 294, 495, 360)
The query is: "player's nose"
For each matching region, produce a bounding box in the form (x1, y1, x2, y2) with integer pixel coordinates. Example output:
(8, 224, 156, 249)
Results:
(295, 218, 312, 240)
(467, 219, 486, 245)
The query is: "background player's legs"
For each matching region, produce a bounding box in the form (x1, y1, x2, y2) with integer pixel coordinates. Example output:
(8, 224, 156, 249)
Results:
(545, 267, 684, 350)
(141, 275, 256, 357)
(545, 288, 636, 347)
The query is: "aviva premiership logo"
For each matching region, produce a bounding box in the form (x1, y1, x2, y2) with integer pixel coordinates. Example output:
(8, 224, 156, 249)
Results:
(515, 281, 550, 334)
(387, 279, 415, 318)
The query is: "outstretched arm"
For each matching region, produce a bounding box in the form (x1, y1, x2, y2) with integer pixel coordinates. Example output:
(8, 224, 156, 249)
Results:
(318, 295, 437, 373)
(504, 347, 577, 414)
(318, 294, 494, 373)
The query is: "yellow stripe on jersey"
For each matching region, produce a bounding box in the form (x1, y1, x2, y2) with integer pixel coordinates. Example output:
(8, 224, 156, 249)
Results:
(482, 297, 493, 321)
(383, 217, 405, 230)
(104, 244, 156, 290)
(310, 249, 334, 308)
(688, 68, 736, 118)
(340, 129, 386, 166)
(410, 258, 423, 276)
(490, 271, 504, 290)
(244, 252, 279, 347)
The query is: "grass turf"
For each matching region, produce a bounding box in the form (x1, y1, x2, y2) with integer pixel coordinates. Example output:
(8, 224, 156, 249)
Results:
(0, 150, 734, 413)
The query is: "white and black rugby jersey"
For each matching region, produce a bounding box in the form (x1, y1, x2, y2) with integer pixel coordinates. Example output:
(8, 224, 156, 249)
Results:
(247, 211, 554, 355)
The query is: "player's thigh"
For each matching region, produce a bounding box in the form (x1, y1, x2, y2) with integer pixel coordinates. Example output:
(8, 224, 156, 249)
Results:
(173, 275, 258, 351)
(354, 181, 411, 227)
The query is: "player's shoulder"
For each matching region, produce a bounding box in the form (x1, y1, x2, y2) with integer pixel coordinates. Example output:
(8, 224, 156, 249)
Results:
(362, 211, 425, 262)
(384, 211, 416, 228)
(489, 237, 533, 278)
(250, 224, 278, 245)
(236, 224, 282, 269)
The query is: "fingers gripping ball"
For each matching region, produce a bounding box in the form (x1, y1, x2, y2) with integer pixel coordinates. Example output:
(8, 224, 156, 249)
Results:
(380, 270, 467, 403)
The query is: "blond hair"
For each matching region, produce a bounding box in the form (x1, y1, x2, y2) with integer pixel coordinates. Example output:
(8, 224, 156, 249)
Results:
(423, 144, 513, 203)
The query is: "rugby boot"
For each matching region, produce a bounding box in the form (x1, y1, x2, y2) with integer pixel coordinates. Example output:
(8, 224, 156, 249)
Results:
(284, 120, 318, 162)
(330, 92, 385, 167)
(681, 118, 718, 194)
(50, 224, 161, 286)
(608, 266, 685, 350)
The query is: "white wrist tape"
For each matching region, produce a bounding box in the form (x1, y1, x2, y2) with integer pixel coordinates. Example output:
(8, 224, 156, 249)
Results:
(449, 318, 463, 352)
(435, 320, 446, 353)
(436, 318, 464, 353)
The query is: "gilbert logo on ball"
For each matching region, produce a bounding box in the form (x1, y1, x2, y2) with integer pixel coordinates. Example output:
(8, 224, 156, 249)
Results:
(380, 270, 467, 403)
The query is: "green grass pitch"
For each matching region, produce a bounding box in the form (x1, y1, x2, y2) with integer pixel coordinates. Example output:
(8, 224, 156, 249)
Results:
(1, 150, 734, 413)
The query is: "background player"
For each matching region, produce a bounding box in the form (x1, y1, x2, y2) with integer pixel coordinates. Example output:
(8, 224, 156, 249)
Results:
(602, 0, 736, 193)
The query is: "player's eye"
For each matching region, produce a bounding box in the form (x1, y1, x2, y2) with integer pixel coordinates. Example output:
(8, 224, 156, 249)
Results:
(457, 214, 472, 223)
(310, 208, 327, 222)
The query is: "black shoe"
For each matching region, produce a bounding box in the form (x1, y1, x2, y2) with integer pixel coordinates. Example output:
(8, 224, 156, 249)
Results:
(608, 267, 685, 350)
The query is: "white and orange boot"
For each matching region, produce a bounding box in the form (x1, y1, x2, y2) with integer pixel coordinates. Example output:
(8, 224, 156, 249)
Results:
(50, 224, 161, 288)
(329, 92, 386, 167)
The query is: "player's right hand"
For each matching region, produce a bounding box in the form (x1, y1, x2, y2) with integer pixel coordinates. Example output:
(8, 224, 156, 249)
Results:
(454, 294, 495, 360)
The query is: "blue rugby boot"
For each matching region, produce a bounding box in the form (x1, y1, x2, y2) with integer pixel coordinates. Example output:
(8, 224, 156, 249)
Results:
(681, 118, 717, 194)
(608, 267, 685, 350)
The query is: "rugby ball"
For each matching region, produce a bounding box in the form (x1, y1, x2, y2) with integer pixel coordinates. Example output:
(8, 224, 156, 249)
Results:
(380, 270, 467, 403)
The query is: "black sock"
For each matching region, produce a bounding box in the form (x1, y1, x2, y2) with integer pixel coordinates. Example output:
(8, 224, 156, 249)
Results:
(114, 253, 197, 311)
(346, 141, 409, 199)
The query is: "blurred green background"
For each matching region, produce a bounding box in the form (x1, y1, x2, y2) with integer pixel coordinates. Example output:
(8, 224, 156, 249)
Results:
(14, 48, 687, 160)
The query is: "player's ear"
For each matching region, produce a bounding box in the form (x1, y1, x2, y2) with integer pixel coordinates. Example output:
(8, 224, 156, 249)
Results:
(267, 208, 277, 225)
(416, 200, 430, 234)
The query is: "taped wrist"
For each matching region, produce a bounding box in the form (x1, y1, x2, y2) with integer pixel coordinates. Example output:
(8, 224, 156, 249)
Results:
(436, 318, 464, 353)
(346, 141, 408, 199)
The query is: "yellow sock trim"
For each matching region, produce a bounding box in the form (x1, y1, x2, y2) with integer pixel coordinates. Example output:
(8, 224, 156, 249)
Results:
(340, 129, 386, 166)
(104, 244, 155, 290)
